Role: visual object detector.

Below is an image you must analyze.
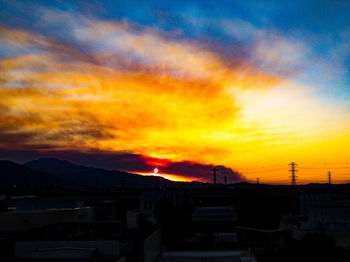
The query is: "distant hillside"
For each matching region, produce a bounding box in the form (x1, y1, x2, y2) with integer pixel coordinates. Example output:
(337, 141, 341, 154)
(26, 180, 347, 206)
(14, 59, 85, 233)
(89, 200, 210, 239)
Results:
(0, 160, 60, 187)
(24, 158, 174, 188)
(2, 159, 346, 189)
(25, 158, 96, 176)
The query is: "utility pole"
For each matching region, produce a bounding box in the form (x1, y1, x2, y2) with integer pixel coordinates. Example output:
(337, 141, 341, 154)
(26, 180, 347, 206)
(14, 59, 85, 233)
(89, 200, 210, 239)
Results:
(256, 177, 260, 185)
(213, 167, 217, 185)
(328, 171, 331, 185)
(289, 162, 298, 185)
(224, 176, 227, 185)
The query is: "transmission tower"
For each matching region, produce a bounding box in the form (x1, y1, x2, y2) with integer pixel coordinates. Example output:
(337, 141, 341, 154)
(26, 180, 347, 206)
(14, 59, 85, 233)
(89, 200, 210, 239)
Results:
(289, 162, 298, 185)
(213, 167, 217, 185)
(328, 171, 332, 185)
(256, 177, 260, 184)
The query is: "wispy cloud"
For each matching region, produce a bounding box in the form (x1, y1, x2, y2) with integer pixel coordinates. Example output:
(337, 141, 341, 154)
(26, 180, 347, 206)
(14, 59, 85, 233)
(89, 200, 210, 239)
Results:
(0, 6, 349, 183)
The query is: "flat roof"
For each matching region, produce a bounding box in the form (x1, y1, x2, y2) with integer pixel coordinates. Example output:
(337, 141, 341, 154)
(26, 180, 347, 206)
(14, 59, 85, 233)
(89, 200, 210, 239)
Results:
(157, 251, 254, 262)
(20, 247, 96, 258)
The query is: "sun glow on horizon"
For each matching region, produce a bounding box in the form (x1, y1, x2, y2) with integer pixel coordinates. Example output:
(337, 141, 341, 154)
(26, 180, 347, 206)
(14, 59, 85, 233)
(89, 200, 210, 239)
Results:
(137, 172, 196, 182)
(0, 5, 349, 184)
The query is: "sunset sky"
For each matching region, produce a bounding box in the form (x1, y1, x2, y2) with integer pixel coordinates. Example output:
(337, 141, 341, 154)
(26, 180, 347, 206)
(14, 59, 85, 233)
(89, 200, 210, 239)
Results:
(0, 0, 349, 184)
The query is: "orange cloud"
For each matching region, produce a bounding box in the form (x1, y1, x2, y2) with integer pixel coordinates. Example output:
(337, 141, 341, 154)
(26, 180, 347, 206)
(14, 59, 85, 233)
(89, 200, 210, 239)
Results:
(0, 13, 349, 184)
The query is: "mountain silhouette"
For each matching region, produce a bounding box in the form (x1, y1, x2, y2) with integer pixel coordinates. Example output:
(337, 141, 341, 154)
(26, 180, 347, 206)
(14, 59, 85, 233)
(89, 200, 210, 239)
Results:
(24, 158, 173, 188)
(0, 160, 61, 188)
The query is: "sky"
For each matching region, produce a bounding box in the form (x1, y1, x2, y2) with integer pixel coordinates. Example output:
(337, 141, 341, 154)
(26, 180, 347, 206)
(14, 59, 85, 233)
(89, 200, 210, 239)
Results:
(0, 0, 349, 184)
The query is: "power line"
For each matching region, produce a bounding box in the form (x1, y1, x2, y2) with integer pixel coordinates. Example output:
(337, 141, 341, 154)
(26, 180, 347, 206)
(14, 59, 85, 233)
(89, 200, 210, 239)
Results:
(300, 167, 350, 170)
(243, 168, 285, 174)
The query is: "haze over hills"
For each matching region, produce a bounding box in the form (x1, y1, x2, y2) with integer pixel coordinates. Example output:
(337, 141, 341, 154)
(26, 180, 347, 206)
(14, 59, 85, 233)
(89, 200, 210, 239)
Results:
(2, 158, 349, 189)
(25, 158, 179, 188)
(0, 158, 179, 188)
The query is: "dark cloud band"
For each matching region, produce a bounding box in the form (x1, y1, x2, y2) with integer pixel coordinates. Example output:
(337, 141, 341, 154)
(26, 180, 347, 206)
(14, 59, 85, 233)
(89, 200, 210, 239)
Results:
(0, 148, 244, 183)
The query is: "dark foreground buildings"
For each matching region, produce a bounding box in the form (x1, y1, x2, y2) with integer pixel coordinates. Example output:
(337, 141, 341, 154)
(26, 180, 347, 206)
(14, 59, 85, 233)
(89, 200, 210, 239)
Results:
(0, 183, 350, 261)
